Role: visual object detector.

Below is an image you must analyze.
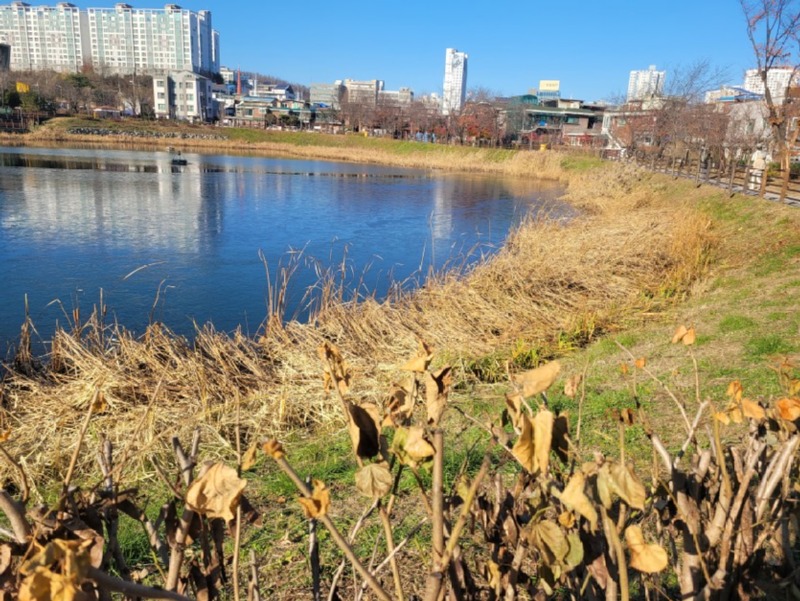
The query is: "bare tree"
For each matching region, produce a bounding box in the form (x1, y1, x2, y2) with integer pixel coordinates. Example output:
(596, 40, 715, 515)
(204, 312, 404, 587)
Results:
(741, 0, 800, 197)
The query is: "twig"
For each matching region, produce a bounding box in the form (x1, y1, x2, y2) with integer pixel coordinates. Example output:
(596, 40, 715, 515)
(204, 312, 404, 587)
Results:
(271, 454, 392, 601)
(0, 490, 30, 543)
(247, 549, 262, 601)
(615, 341, 692, 434)
(89, 566, 191, 600)
(423, 451, 492, 601)
(307, 476, 321, 601)
(233, 392, 243, 601)
(60, 386, 99, 509)
(379, 502, 404, 601)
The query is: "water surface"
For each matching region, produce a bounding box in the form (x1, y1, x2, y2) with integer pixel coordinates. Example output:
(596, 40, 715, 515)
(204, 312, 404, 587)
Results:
(0, 145, 568, 353)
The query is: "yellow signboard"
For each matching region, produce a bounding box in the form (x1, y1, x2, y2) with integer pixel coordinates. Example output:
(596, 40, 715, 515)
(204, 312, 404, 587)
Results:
(538, 80, 560, 92)
(15, 81, 29, 93)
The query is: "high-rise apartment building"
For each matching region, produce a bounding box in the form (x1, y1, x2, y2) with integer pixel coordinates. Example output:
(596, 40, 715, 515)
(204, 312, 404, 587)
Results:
(442, 47, 467, 115)
(626, 65, 665, 101)
(0, 2, 219, 76)
(743, 66, 796, 103)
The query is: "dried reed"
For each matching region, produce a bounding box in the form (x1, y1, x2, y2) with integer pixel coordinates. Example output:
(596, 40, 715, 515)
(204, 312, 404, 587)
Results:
(0, 156, 716, 489)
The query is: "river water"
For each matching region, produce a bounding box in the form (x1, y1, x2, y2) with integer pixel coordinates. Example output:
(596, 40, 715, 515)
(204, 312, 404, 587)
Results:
(0, 145, 567, 354)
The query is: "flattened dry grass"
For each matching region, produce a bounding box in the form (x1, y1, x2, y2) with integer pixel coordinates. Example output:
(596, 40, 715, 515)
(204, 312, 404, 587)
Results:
(0, 156, 717, 490)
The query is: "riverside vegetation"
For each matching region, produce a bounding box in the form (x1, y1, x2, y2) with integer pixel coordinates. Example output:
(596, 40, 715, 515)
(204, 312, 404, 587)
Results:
(0, 118, 798, 599)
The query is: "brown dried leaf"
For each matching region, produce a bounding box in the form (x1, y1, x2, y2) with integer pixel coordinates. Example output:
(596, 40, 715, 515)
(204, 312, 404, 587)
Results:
(262, 439, 285, 460)
(347, 402, 382, 459)
(19, 539, 93, 601)
(529, 520, 569, 565)
(626, 525, 668, 573)
(634, 357, 646, 369)
(555, 472, 598, 531)
(513, 360, 561, 398)
(425, 366, 452, 427)
(186, 463, 248, 522)
(385, 384, 414, 427)
(620, 362, 629, 375)
(563, 374, 582, 399)
(318, 341, 350, 394)
(714, 411, 731, 425)
(241, 441, 259, 472)
(298, 479, 330, 519)
(776, 397, 800, 421)
(404, 426, 435, 462)
(727, 380, 743, 402)
(511, 414, 535, 472)
(671, 325, 689, 344)
(401, 340, 434, 373)
(355, 462, 393, 499)
(682, 327, 696, 345)
(505, 392, 524, 429)
(533, 409, 554, 474)
(619, 408, 636, 426)
(740, 398, 765, 420)
(607, 462, 646, 510)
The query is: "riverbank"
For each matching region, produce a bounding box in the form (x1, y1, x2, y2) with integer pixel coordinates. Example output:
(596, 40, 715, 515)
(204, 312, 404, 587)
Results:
(1, 123, 799, 597)
(0, 126, 722, 484)
(4, 116, 586, 180)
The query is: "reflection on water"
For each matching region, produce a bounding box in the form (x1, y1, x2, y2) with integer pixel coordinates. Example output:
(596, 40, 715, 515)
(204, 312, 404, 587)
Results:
(0, 145, 569, 352)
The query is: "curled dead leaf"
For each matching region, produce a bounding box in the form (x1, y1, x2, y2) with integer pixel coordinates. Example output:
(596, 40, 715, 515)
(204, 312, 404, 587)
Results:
(620, 362, 629, 375)
(726, 380, 743, 401)
(426, 366, 452, 427)
(298, 479, 331, 519)
(19, 539, 95, 601)
(625, 525, 668, 573)
(634, 357, 646, 369)
(533, 409, 554, 475)
(318, 341, 350, 395)
(401, 339, 434, 373)
(241, 441, 259, 472)
(511, 414, 535, 472)
(347, 402, 382, 459)
(262, 439, 285, 460)
(553, 472, 598, 531)
(355, 462, 393, 499)
(186, 463, 248, 523)
(671, 325, 688, 344)
(513, 361, 561, 398)
(391, 426, 435, 469)
(776, 397, 800, 422)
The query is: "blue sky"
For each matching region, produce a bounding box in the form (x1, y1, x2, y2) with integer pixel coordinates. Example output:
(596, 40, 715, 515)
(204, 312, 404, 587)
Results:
(75, 0, 756, 101)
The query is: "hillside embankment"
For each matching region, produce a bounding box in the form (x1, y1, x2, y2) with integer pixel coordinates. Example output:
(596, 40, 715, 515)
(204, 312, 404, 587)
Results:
(0, 118, 797, 490)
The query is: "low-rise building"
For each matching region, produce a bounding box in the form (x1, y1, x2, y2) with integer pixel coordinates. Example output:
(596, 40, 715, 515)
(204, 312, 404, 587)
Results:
(153, 71, 217, 121)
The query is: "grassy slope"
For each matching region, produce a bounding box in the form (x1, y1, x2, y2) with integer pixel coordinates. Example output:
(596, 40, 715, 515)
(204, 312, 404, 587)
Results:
(2, 121, 799, 596)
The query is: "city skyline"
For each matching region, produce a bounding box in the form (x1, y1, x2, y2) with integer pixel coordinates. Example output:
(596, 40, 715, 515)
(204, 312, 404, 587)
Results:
(0, 0, 762, 102)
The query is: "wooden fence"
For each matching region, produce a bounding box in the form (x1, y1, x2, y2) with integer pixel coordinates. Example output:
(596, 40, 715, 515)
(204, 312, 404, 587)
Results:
(629, 154, 800, 207)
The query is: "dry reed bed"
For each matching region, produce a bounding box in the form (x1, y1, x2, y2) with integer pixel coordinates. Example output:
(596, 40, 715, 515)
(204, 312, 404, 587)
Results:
(0, 158, 714, 491)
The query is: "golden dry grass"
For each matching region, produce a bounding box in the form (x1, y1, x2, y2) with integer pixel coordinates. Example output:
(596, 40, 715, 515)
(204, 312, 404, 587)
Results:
(0, 152, 716, 493)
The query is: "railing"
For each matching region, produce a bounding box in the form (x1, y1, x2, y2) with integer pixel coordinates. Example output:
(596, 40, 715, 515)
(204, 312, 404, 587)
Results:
(619, 152, 800, 207)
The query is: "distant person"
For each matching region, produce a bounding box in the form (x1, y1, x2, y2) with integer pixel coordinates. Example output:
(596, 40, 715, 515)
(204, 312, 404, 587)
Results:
(750, 145, 768, 191)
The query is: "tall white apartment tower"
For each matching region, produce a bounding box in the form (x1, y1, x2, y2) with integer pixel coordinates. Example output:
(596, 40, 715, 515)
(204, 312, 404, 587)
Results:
(442, 47, 467, 115)
(627, 65, 665, 101)
(743, 67, 796, 103)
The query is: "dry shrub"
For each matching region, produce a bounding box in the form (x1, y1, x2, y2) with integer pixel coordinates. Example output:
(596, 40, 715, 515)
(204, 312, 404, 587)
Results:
(0, 158, 715, 489)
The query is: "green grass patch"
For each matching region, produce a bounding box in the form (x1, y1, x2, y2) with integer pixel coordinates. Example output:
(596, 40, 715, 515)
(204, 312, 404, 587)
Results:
(718, 315, 757, 333)
(745, 334, 795, 359)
